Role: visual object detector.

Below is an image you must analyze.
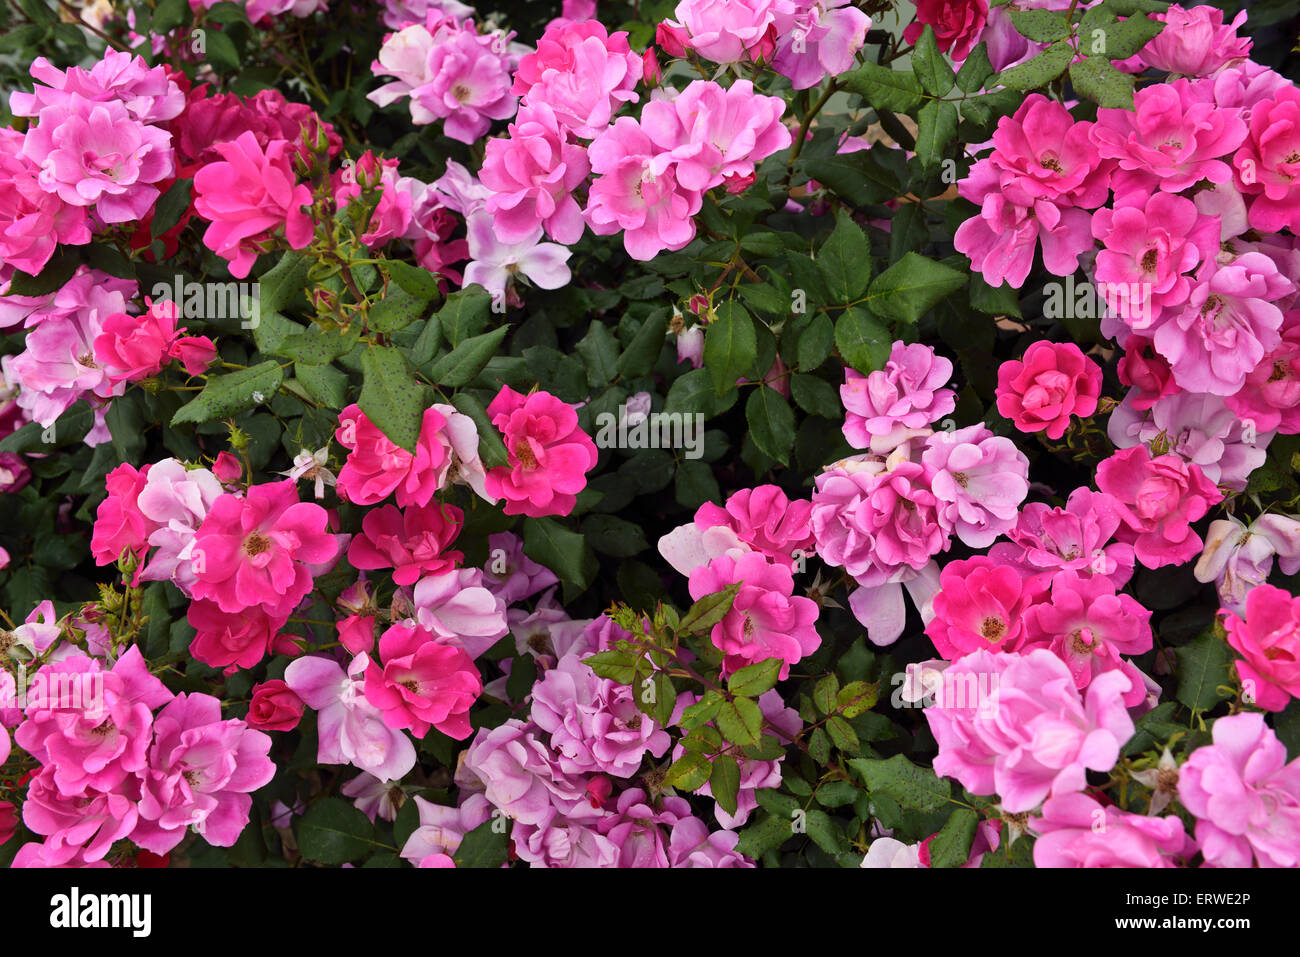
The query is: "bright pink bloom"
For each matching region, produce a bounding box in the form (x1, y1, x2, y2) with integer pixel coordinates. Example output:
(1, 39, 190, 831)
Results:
(586, 116, 703, 260)
(1091, 79, 1247, 194)
(21, 94, 174, 224)
(925, 648, 1135, 813)
(133, 693, 274, 854)
(335, 404, 450, 508)
(1032, 793, 1191, 867)
(1179, 712, 1300, 867)
(91, 461, 153, 570)
(694, 485, 815, 569)
(190, 479, 340, 616)
(480, 104, 590, 244)
(363, 622, 482, 739)
(985, 94, 1113, 210)
(666, 816, 754, 867)
(995, 340, 1102, 440)
(14, 645, 172, 797)
(811, 460, 949, 587)
(11, 51, 185, 125)
(17, 768, 139, 866)
(1227, 313, 1300, 433)
(990, 487, 1135, 589)
(247, 679, 305, 732)
(772, 0, 870, 90)
(1222, 584, 1300, 712)
(483, 385, 598, 518)
(512, 19, 642, 139)
(1095, 445, 1223, 569)
(841, 342, 955, 452)
(173, 87, 341, 174)
(93, 298, 182, 383)
(904, 0, 988, 61)
(687, 551, 820, 678)
(192, 131, 314, 278)
(1117, 335, 1180, 412)
(348, 501, 464, 586)
(188, 599, 292, 672)
(1139, 4, 1250, 76)
(926, 556, 1045, 659)
(0, 128, 90, 275)
(1232, 85, 1300, 234)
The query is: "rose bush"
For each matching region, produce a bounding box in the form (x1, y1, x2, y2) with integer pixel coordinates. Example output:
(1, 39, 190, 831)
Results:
(0, 0, 1299, 871)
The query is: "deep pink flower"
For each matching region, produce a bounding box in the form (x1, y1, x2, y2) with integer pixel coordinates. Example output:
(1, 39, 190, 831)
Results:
(0, 128, 90, 276)
(93, 298, 183, 383)
(1095, 445, 1223, 569)
(996, 341, 1102, 440)
(1117, 335, 1180, 412)
(247, 679, 305, 732)
(18, 768, 139, 866)
(173, 87, 341, 174)
(90, 462, 153, 570)
(190, 479, 340, 616)
(1232, 85, 1300, 234)
(985, 94, 1112, 210)
(483, 385, 598, 518)
(0, 453, 30, 494)
(1091, 79, 1247, 194)
(925, 648, 1134, 813)
(1032, 793, 1190, 867)
(666, 816, 753, 867)
(926, 556, 1046, 659)
(989, 487, 1135, 589)
(1222, 584, 1300, 712)
(904, 0, 988, 61)
(363, 622, 482, 739)
(841, 341, 955, 452)
(348, 501, 464, 586)
(11, 51, 185, 125)
(1179, 712, 1300, 867)
(693, 485, 815, 569)
(335, 404, 451, 508)
(192, 131, 314, 278)
(133, 693, 274, 854)
(687, 551, 820, 678)
(1227, 312, 1300, 433)
(512, 19, 642, 139)
(480, 104, 590, 244)
(188, 599, 292, 672)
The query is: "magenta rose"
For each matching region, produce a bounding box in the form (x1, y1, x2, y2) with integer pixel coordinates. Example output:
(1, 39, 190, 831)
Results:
(903, 0, 989, 62)
(1223, 584, 1300, 712)
(996, 341, 1102, 440)
(246, 679, 306, 732)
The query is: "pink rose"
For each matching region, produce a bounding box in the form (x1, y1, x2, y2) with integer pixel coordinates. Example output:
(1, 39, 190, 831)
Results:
(1223, 584, 1300, 712)
(483, 385, 598, 518)
(247, 679, 306, 731)
(903, 0, 988, 62)
(1032, 793, 1191, 867)
(995, 340, 1101, 440)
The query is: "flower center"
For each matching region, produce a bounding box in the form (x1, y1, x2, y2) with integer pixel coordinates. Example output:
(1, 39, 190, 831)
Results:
(1069, 629, 1092, 655)
(451, 83, 471, 102)
(952, 471, 969, 488)
(515, 442, 538, 470)
(979, 616, 1006, 642)
(1039, 153, 1063, 173)
(1269, 361, 1290, 382)
(1140, 248, 1159, 273)
(243, 531, 273, 557)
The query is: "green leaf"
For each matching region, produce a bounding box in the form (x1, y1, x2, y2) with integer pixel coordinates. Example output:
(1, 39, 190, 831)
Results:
(1175, 631, 1234, 712)
(980, 835, 1036, 867)
(1080, 10, 1164, 59)
(836, 681, 879, 719)
(678, 583, 740, 635)
(5, 246, 79, 297)
(818, 210, 871, 302)
(1069, 56, 1137, 110)
(584, 649, 640, 685)
(425, 326, 507, 388)
(992, 41, 1073, 91)
(802, 150, 902, 207)
(575, 322, 620, 388)
(835, 307, 891, 373)
(616, 309, 667, 378)
(359, 346, 427, 452)
(383, 259, 441, 299)
(911, 25, 955, 96)
(955, 42, 995, 93)
(297, 798, 377, 865)
(736, 812, 793, 859)
(205, 29, 240, 74)
(294, 362, 348, 410)
(665, 751, 712, 791)
(745, 385, 796, 466)
(814, 674, 840, 715)
(795, 313, 835, 372)
(704, 302, 758, 397)
(582, 514, 649, 557)
(258, 251, 311, 313)
(727, 659, 783, 698)
(368, 285, 430, 333)
(151, 179, 193, 239)
(171, 361, 283, 425)
(1008, 8, 1071, 40)
(790, 374, 840, 418)
(523, 516, 592, 588)
(710, 756, 742, 816)
(915, 100, 959, 170)
(804, 809, 847, 854)
(865, 252, 967, 323)
(929, 808, 980, 867)
(449, 392, 509, 469)
(826, 715, 860, 753)
(842, 62, 924, 112)
(437, 287, 492, 345)
(453, 818, 509, 868)
(716, 698, 762, 747)
(151, 0, 190, 31)
(849, 755, 952, 812)
(665, 367, 739, 418)
(277, 325, 360, 366)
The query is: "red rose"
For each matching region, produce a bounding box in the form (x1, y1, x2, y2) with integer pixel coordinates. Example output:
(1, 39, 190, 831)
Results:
(247, 679, 305, 732)
(996, 340, 1102, 440)
(903, 0, 989, 62)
